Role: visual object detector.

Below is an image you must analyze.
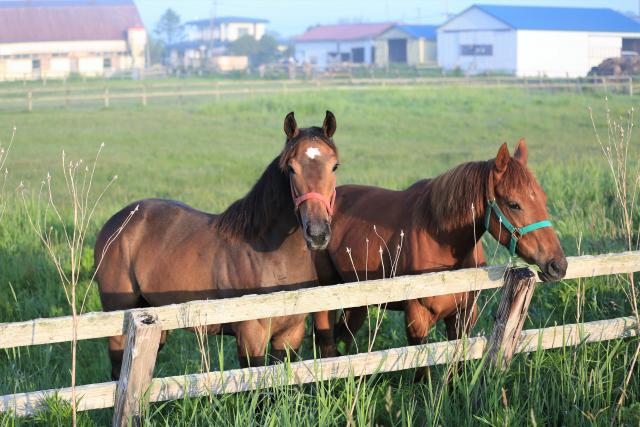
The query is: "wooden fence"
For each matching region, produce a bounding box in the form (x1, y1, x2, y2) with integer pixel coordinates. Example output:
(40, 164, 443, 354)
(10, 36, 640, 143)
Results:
(1, 250, 639, 420)
(0, 76, 637, 111)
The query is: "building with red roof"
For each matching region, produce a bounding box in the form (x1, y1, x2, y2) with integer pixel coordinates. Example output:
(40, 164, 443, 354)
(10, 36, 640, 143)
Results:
(0, 0, 147, 80)
(293, 23, 395, 67)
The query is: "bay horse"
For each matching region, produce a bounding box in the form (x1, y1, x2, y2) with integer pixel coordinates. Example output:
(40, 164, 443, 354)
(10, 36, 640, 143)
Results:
(312, 139, 567, 380)
(96, 111, 340, 380)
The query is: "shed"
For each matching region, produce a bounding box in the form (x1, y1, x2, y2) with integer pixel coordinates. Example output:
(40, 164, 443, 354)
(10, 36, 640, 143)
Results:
(374, 25, 438, 67)
(436, 5, 640, 77)
(293, 23, 394, 67)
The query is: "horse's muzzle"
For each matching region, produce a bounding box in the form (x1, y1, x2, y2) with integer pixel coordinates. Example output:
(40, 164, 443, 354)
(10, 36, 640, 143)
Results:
(304, 220, 331, 250)
(538, 257, 567, 282)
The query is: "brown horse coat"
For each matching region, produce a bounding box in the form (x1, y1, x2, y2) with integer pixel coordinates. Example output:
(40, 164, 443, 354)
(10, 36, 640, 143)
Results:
(313, 140, 567, 380)
(96, 111, 340, 380)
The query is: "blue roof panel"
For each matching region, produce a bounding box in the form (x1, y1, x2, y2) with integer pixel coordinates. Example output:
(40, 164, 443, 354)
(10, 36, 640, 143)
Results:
(395, 24, 438, 39)
(474, 5, 640, 32)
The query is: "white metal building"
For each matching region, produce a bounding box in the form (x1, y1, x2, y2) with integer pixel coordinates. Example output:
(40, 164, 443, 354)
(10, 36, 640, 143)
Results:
(437, 5, 640, 77)
(0, 0, 146, 80)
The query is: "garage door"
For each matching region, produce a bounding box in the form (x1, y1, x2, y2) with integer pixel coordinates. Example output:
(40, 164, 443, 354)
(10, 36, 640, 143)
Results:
(388, 38, 407, 63)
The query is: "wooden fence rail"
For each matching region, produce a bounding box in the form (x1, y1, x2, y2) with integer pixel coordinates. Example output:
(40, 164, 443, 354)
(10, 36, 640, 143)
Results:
(1, 250, 639, 420)
(2, 315, 637, 417)
(0, 76, 636, 111)
(1, 251, 639, 350)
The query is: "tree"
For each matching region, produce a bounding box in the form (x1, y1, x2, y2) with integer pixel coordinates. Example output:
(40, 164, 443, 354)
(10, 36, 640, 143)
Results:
(229, 34, 259, 56)
(147, 36, 165, 65)
(154, 8, 184, 45)
(257, 34, 279, 64)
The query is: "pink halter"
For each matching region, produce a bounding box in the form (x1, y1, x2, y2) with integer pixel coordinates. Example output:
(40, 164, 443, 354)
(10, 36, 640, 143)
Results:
(290, 176, 336, 225)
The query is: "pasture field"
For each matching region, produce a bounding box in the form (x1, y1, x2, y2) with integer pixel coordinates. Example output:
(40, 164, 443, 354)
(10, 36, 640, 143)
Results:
(1, 85, 640, 426)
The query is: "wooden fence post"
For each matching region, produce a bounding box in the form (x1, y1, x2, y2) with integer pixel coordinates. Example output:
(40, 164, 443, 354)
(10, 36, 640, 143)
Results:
(603, 76, 607, 94)
(104, 87, 109, 108)
(28, 91, 32, 111)
(483, 268, 536, 371)
(142, 85, 146, 106)
(112, 310, 162, 427)
(524, 78, 529, 96)
(576, 77, 583, 95)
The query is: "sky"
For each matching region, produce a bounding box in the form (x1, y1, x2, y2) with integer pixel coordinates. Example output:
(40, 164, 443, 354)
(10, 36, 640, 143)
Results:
(135, 0, 640, 38)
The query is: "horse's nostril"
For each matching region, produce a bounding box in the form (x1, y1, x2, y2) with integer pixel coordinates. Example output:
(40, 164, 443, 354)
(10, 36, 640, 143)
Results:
(305, 223, 312, 236)
(546, 259, 566, 279)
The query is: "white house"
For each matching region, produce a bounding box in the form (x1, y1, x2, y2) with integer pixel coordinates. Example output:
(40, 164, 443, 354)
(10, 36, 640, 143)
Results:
(166, 16, 267, 69)
(374, 25, 438, 67)
(437, 5, 640, 77)
(293, 23, 394, 67)
(0, 0, 146, 80)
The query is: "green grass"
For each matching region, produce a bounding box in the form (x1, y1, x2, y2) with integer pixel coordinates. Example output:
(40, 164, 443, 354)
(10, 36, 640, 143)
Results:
(1, 85, 640, 426)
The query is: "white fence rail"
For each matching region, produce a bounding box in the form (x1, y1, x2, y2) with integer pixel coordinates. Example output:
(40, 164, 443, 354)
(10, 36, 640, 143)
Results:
(1, 251, 639, 417)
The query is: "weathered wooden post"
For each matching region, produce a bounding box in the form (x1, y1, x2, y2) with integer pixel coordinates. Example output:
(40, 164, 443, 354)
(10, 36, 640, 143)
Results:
(27, 91, 32, 111)
(142, 85, 146, 106)
(112, 310, 162, 427)
(104, 87, 109, 108)
(483, 268, 537, 371)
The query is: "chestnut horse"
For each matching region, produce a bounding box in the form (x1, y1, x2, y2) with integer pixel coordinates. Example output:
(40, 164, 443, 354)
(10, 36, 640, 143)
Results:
(312, 139, 567, 380)
(96, 111, 340, 380)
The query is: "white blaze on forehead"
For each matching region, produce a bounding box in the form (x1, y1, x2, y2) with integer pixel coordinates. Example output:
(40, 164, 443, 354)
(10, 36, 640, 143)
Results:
(306, 147, 321, 159)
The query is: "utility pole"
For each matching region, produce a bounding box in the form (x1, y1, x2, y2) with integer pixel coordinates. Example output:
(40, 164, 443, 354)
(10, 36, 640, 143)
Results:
(209, 0, 217, 58)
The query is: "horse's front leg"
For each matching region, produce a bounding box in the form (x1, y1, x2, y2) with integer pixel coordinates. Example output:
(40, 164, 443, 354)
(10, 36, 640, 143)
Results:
(269, 315, 306, 364)
(234, 320, 268, 368)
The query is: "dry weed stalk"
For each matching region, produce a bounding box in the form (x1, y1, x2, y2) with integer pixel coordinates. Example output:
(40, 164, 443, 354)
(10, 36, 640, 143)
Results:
(589, 99, 640, 426)
(0, 126, 19, 221)
(19, 143, 135, 427)
(345, 226, 403, 421)
(194, 312, 213, 404)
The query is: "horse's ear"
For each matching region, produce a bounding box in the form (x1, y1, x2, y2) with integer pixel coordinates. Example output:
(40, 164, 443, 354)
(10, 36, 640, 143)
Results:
(322, 110, 337, 138)
(495, 142, 510, 175)
(284, 112, 299, 139)
(513, 138, 528, 165)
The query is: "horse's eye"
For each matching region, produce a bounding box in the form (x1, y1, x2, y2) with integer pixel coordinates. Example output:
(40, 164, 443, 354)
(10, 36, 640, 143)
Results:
(289, 166, 295, 175)
(332, 163, 339, 172)
(507, 201, 521, 211)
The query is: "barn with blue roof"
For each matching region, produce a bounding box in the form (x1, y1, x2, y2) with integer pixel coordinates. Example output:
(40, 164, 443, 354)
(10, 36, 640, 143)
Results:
(374, 25, 438, 66)
(436, 4, 640, 77)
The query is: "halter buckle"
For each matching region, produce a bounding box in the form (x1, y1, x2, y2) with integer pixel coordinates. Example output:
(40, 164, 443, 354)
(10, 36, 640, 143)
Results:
(511, 228, 521, 239)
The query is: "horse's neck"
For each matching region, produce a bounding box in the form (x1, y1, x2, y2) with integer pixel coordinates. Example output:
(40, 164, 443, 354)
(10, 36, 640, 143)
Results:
(259, 205, 311, 258)
(407, 167, 489, 270)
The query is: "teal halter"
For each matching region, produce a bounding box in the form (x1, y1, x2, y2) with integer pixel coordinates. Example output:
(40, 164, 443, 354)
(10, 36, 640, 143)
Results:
(484, 198, 553, 257)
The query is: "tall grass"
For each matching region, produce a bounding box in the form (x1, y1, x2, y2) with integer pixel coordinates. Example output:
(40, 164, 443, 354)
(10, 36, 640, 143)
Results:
(1, 87, 640, 425)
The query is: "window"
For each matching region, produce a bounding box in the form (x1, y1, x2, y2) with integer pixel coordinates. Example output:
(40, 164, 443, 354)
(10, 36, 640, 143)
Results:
(1, 55, 10, 60)
(341, 52, 350, 62)
(237, 27, 249, 37)
(32, 59, 40, 69)
(21, 54, 29, 58)
(461, 45, 493, 56)
(351, 47, 365, 63)
(103, 58, 111, 69)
